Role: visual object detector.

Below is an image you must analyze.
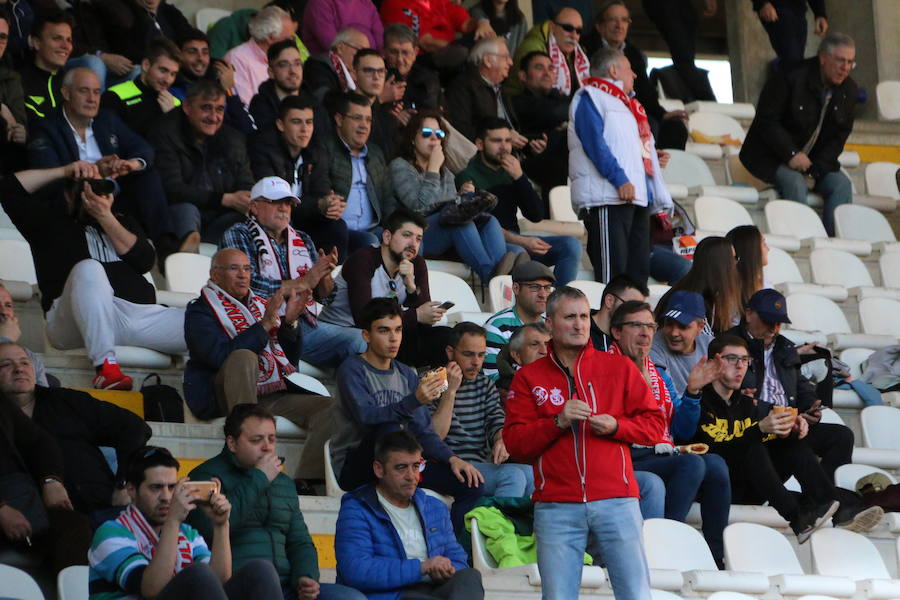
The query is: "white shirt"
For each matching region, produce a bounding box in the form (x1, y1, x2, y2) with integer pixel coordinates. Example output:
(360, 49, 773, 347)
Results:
(376, 490, 428, 561)
(64, 109, 103, 163)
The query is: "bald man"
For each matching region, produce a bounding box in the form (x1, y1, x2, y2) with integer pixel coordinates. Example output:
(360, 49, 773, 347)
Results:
(183, 248, 334, 488)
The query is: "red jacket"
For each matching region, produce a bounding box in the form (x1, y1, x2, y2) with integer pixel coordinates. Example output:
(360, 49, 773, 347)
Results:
(504, 343, 666, 503)
(380, 0, 470, 44)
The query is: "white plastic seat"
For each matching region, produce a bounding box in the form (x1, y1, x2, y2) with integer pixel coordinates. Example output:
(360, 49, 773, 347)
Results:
(549, 185, 579, 222)
(164, 253, 211, 294)
(693, 196, 751, 236)
(834, 463, 896, 492)
(865, 162, 900, 202)
(520, 186, 585, 237)
(766, 247, 847, 301)
(685, 100, 756, 120)
(765, 201, 872, 256)
(830, 349, 871, 409)
(568, 279, 604, 308)
(0, 239, 38, 284)
(427, 271, 492, 325)
(838, 151, 861, 168)
(861, 405, 900, 450)
(880, 253, 900, 290)
(810, 249, 900, 301)
(423, 259, 471, 280)
(819, 407, 845, 425)
(659, 98, 685, 113)
(58, 565, 89, 600)
(688, 112, 745, 158)
(785, 293, 896, 350)
(684, 141, 723, 160)
(834, 204, 900, 254)
(647, 284, 670, 311)
(643, 518, 769, 594)
(196, 7, 231, 31)
(876, 81, 900, 121)
(323, 439, 343, 498)
(488, 275, 513, 313)
(723, 522, 856, 597)
(662, 150, 759, 204)
(810, 528, 900, 599)
(0, 564, 45, 600)
(840, 348, 876, 380)
(859, 297, 900, 338)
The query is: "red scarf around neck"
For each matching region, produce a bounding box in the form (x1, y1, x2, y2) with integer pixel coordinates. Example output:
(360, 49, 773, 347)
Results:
(583, 77, 654, 176)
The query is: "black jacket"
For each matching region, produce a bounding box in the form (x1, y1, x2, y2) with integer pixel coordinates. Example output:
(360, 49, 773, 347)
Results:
(148, 110, 254, 211)
(0, 395, 64, 492)
(100, 77, 170, 137)
(171, 69, 256, 136)
(31, 386, 151, 513)
(694, 384, 773, 464)
(20, 63, 63, 122)
(444, 66, 519, 141)
(740, 57, 857, 182)
(752, 0, 825, 18)
(402, 62, 442, 111)
(302, 54, 342, 104)
(101, 0, 193, 64)
(248, 80, 329, 136)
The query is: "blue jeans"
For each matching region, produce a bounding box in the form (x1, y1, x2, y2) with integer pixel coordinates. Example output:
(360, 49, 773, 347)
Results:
(283, 583, 366, 600)
(506, 234, 581, 285)
(423, 213, 507, 281)
(300, 319, 366, 368)
(534, 498, 651, 600)
(347, 228, 380, 254)
(470, 461, 534, 497)
(169, 203, 243, 244)
(773, 165, 852, 236)
(649, 243, 691, 284)
(65, 54, 140, 90)
(635, 470, 664, 519)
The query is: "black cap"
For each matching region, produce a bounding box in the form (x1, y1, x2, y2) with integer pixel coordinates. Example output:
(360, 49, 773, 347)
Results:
(511, 260, 555, 284)
(747, 288, 792, 324)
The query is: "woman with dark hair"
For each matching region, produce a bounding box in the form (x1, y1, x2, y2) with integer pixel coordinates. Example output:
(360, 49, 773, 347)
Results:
(727, 224, 769, 309)
(470, 0, 528, 54)
(388, 109, 515, 281)
(655, 236, 742, 334)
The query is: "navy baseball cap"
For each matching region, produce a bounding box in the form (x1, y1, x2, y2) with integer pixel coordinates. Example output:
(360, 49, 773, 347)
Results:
(748, 289, 792, 324)
(662, 291, 706, 326)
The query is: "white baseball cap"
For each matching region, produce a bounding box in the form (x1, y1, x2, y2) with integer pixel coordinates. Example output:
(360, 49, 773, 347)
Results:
(250, 176, 299, 205)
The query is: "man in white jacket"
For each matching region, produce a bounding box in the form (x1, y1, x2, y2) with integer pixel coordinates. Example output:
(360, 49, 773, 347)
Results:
(568, 47, 672, 285)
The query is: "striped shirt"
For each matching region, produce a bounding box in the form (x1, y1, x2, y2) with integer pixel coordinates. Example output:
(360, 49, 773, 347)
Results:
(484, 306, 543, 381)
(88, 509, 210, 600)
(430, 374, 504, 462)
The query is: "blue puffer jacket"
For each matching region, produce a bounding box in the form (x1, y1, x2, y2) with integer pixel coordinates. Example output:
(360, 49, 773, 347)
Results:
(334, 485, 469, 600)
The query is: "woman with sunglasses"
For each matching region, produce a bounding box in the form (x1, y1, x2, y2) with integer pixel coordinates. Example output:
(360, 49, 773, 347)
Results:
(389, 109, 516, 282)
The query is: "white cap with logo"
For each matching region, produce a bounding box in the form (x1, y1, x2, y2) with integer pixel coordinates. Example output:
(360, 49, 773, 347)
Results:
(250, 176, 299, 205)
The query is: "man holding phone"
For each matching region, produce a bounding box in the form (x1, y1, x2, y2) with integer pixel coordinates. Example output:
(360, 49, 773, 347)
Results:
(90, 445, 283, 600)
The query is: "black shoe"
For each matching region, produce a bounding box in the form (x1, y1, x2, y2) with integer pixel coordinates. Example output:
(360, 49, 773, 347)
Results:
(835, 504, 884, 533)
(294, 479, 323, 496)
(790, 500, 839, 544)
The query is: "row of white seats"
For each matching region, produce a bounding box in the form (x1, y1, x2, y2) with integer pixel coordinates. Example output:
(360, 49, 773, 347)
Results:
(0, 563, 85, 600)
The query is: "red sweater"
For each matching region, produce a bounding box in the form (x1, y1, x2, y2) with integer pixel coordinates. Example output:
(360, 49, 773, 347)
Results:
(504, 343, 666, 503)
(380, 0, 470, 44)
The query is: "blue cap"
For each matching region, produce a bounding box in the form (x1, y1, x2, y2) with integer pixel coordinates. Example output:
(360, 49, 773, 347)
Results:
(662, 291, 706, 326)
(748, 288, 792, 324)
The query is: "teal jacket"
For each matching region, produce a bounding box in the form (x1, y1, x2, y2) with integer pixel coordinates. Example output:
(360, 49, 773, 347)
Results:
(187, 447, 320, 586)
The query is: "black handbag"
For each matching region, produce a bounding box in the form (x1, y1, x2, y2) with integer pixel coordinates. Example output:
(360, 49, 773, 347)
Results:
(141, 374, 185, 422)
(435, 190, 498, 226)
(0, 473, 50, 537)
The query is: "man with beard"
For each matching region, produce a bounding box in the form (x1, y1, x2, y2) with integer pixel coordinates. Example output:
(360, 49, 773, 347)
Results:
(248, 39, 326, 132)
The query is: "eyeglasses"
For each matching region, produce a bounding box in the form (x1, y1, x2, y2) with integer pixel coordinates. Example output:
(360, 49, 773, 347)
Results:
(342, 42, 361, 51)
(620, 321, 658, 332)
(521, 283, 554, 293)
(486, 51, 512, 61)
(828, 55, 857, 69)
(214, 264, 253, 273)
(342, 113, 373, 124)
(721, 354, 752, 366)
(420, 127, 446, 139)
(359, 66, 386, 77)
(554, 22, 583, 35)
(604, 16, 632, 24)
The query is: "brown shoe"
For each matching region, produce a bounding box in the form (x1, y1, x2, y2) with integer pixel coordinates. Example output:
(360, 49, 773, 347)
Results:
(491, 251, 517, 278)
(178, 231, 201, 254)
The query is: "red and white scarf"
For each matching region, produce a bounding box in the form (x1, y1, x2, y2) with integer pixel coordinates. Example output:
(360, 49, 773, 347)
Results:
(117, 504, 196, 573)
(584, 77, 654, 176)
(246, 216, 317, 320)
(202, 280, 295, 395)
(609, 343, 673, 447)
(546, 25, 590, 96)
(330, 51, 356, 92)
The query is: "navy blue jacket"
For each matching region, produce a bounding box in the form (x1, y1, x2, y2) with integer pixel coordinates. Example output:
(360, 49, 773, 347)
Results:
(182, 296, 303, 419)
(334, 484, 469, 600)
(27, 107, 154, 169)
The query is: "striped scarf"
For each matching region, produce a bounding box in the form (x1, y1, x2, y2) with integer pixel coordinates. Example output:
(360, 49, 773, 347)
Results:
(583, 77, 654, 176)
(608, 343, 674, 447)
(117, 504, 195, 573)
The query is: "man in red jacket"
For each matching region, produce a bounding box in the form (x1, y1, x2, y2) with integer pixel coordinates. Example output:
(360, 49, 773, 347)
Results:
(504, 286, 665, 600)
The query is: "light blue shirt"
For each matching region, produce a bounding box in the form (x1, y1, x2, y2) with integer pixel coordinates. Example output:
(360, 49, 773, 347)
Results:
(342, 141, 377, 232)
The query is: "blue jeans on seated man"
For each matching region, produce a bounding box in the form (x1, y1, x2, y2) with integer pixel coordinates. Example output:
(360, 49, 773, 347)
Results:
(469, 461, 535, 497)
(347, 228, 380, 254)
(773, 164, 852, 236)
(170, 203, 243, 245)
(284, 582, 367, 600)
(300, 319, 367, 368)
(534, 497, 651, 600)
(65, 54, 140, 90)
(650, 244, 691, 284)
(506, 234, 581, 286)
(423, 213, 507, 281)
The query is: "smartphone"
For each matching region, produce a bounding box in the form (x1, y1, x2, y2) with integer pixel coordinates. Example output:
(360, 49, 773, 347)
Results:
(184, 481, 219, 503)
(437, 301, 455, 310)
(77, 178, 116, 196)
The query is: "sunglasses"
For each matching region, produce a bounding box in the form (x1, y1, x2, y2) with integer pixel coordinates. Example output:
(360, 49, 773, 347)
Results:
(421, 127, 446, 139)
(555, 22, 583, 35)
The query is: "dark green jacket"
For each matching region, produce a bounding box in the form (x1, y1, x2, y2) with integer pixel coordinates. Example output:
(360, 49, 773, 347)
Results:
(324, 133, 396, 228)
(187, 447, 320, 586)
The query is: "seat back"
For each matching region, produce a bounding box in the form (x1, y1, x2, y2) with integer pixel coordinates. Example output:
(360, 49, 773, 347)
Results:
(488, 275, 513, 313)
(834, 204, 897, 244)
(693, 196, 753, 232)
(834, 463, 897, 492)
(726, 154, 770, 191)
(880, 252, 900, 289)
(860, 405, 900, 450)
(323, 439, 344, 498)
(865, 162, 900, 201)
(723, 522, 804, 575)
(427, 271, 481, 313)
(858, 297, 900, 337)
(784, 293, 851, 334)
(549, 186, 579, 222)
(819, 407, 845, 426)
(164, 253, 212, 294)
(469, 517, 500, 571)
(689, 112, 746, 143)
(809, 249, 873, 288)
(876, 81, 900, 121)
(765, 200, 827, 239)
(763, 247, 805, 284)
(839, 348, 876, 379)
(810, 528, 891, 580)
(0, 564, 44, 600)
(196, 7, 231, 31)
(568, 280, 604, 308)
(57, 565, 88, 600)
(662, 150, 716, 187)
(0, 239, 38, 285)
(643, 518, 718, 571)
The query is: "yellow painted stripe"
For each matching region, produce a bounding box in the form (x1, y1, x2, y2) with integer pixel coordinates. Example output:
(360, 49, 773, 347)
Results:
(177, 458, 205, 478)
(844, 143, 900, 164)
(311, 534, 336, 568)
(74, 388, 144, 417)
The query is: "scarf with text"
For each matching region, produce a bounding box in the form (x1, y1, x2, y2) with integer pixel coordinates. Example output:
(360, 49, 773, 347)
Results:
(330, 51, 356, 92)
(246, 216, 317, 320)
(546, 28, 590, 97)
(609, 343, 673, 446)
(583, 77, 654, 175)
(202, 280, 295, 395)
(117, 504, 195, 573)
